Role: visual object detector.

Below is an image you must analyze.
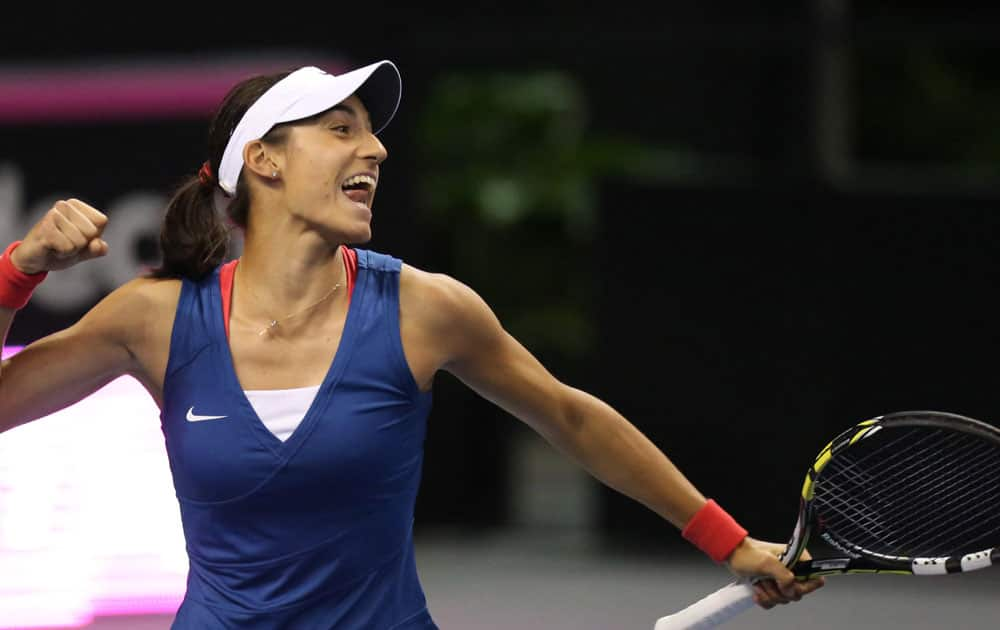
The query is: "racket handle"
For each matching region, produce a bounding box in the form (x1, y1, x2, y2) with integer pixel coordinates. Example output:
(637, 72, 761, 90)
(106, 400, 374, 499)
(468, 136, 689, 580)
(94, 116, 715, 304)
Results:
(653, 582, 755, 630)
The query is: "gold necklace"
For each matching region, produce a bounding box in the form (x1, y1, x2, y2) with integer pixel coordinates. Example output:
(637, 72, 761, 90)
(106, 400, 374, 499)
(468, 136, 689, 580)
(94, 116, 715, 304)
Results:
(256, 281, 342, 336)
(246, 278, 343, 337)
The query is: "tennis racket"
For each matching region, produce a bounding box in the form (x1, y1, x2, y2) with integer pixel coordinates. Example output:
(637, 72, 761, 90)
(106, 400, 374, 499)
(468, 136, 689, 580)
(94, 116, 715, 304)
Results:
(654, 410, 1000, 629)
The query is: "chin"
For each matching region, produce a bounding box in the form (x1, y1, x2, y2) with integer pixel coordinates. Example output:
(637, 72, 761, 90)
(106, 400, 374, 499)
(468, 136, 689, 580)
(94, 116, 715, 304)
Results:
(343, 224, 373, 246)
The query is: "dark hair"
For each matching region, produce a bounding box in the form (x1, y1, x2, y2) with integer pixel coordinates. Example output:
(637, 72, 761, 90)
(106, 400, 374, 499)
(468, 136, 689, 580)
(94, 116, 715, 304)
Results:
(149, 70, 297, 280)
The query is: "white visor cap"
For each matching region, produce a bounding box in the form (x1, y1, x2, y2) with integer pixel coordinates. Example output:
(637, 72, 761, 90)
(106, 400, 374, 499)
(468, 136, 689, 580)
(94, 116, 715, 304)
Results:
(218, 60, 401, 195)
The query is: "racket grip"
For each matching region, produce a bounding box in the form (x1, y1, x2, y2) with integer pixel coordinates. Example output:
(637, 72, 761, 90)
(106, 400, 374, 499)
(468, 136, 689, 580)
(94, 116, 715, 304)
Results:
(653, 582, 755, 630)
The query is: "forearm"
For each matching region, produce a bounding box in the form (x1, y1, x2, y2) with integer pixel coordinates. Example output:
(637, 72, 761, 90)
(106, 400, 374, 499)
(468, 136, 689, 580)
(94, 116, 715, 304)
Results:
(536, 385, 707, 530)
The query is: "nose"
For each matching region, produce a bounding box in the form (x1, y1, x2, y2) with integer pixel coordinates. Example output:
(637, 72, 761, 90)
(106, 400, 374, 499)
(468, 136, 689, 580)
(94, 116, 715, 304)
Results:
(360, 132, 388, 165)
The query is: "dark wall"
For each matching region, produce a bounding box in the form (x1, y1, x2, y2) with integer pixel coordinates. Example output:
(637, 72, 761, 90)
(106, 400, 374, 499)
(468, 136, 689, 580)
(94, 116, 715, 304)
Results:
(3, 5, 998, 544)
(597, 182, 1000, 546)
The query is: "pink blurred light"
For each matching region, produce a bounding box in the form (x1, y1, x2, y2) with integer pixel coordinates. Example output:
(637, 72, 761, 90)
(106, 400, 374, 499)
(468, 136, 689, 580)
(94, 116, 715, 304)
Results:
(0, 345, 187, 628)
(0, 606, 92, 629)
(90, 593, 185, 617)
(0, 56, 345, 123)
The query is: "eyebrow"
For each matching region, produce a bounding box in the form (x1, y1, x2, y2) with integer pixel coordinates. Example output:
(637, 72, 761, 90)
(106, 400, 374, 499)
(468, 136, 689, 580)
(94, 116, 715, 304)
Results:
(324, 103, 372, 130)
(328, 104, 357, 119)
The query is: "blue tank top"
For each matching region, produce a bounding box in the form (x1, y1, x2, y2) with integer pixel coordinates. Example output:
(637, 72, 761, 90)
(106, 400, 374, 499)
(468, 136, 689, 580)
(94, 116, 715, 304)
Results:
(160, 249, 437, 629)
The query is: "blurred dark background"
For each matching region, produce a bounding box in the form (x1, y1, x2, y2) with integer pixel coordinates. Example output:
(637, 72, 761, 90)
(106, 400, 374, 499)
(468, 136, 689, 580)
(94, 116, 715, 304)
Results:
(3, 1, 999, 553)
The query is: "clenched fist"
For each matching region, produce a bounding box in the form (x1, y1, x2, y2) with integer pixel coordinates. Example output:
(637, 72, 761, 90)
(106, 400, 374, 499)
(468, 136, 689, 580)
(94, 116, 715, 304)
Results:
(10, 199, 109, 274)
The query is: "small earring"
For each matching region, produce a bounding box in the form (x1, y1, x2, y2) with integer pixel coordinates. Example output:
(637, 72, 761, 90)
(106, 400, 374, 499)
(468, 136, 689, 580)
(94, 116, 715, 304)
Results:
(272, 170, 279, 178)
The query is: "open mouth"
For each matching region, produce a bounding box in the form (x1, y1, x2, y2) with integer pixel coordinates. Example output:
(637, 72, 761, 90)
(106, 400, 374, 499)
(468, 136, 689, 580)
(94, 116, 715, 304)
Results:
(341, 174, 376, 206)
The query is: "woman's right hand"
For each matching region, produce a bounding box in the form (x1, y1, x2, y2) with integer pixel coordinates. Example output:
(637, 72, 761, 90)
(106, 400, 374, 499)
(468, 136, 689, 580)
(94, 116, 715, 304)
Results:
(726, 537, 825, 609)
(10, 199, 109, 274)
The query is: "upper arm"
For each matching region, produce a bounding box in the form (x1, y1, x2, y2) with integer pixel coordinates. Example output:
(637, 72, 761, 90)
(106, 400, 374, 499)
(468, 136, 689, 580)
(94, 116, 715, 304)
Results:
(403, 266, 570, 435)
(0, 278, 172, 434)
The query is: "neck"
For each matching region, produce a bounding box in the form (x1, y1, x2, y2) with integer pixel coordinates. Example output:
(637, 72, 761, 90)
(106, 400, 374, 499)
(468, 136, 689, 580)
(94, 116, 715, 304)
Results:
(236, 221, 347, 318)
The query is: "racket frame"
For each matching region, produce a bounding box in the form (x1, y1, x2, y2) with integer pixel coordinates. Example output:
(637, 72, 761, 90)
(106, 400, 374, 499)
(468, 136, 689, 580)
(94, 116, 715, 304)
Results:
(654, 410, 1000, 629)
(786, 411, 1000, 578)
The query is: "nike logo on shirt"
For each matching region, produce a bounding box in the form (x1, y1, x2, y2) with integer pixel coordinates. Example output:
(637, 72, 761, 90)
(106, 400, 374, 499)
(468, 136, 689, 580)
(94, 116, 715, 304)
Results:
(186, 407, 228, 422)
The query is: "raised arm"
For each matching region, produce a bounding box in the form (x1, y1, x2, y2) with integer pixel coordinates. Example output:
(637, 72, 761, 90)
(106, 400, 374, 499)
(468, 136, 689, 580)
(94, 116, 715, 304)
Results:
(401, 265, 824, 608)
(0, 200, 146, 434)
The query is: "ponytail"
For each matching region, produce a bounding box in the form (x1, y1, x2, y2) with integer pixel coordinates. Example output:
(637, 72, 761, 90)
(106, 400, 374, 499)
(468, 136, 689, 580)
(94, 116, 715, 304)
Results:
(148, 175, 230, 280)
(147, 68, 293, 280)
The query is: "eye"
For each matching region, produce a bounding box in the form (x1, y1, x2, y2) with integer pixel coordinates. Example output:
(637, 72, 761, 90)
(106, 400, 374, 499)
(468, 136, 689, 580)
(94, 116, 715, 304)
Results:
(330, 124, 351, 134)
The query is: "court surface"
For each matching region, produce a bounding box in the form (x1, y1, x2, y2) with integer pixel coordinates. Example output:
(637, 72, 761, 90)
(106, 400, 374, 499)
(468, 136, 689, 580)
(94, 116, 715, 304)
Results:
(46, 529, 999, 630)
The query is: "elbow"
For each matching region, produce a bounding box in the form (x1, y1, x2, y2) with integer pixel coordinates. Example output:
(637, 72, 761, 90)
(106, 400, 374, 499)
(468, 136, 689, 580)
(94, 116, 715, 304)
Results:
(557, 384, 588, 437)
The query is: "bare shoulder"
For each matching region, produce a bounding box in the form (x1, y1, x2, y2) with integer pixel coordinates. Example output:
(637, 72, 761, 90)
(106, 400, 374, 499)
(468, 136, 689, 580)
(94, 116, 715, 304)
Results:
(399, 264, 504, 368)
(80, 275, 182, 345)
(399, 263, 489, 331)
(119, 275, 183, 310)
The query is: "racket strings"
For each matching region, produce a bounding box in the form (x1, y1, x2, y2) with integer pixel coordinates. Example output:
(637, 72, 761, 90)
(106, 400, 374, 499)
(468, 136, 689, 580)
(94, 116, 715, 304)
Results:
(822, 433, 1000, 556)
(827, 428, 958, 492)
(896, 467, 1000, 556)
(941, 513, 1000, 555)
(819, 428, 956, 517)
(876, 440, 1000, 528)
(878, 454, 1000, 554)
(820, 430, 955, 515)
(905, 489, 1000, 557)
(816, 429, 963, 539)
(813, 427, 1000, 558)
(848, 463, 1000, 557)
(826, 433, 998, 544)
(821, 442, 1000, 557)
(820, 429, 967, 514)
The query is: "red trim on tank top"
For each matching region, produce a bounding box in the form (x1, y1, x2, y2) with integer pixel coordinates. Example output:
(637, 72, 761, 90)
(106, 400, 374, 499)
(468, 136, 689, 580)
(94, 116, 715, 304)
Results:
(219, 247, 358, 341)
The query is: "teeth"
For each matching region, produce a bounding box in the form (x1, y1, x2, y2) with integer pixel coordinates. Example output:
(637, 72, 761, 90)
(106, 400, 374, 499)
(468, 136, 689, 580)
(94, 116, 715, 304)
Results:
(342, 174, 376, 188)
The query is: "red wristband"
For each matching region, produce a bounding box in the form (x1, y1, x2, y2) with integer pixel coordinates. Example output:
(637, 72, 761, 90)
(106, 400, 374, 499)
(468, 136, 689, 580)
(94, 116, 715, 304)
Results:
(0, 241, 48, 310)
(682, 499, 749, 563)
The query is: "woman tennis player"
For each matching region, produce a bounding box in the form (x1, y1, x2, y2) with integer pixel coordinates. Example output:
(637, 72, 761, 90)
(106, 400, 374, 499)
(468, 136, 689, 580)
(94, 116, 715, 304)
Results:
(0, 60, 823, 628)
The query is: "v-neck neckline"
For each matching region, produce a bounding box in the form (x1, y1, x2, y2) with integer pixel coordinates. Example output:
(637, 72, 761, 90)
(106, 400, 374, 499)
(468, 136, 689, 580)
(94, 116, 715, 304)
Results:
(209, 251, 367, 458)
